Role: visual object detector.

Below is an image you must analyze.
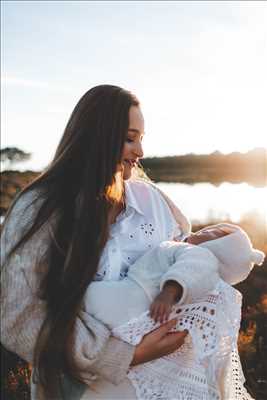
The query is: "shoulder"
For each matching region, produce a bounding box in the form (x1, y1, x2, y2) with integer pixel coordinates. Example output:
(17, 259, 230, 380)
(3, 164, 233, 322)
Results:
(4, 188, 43, 226)
(125, 178, 171, 213)
(1, 188, 46, 252)
(126, 178, 161, 199)
(125, 179, 191, 238)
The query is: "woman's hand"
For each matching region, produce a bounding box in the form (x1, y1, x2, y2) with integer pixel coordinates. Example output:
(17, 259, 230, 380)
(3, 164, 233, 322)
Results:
(130, 319, 188, 366)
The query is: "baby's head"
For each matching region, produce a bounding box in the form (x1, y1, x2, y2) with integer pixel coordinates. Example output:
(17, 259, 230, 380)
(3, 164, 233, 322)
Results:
(186, 226, 228, 245)
(197, 223, 265, 285)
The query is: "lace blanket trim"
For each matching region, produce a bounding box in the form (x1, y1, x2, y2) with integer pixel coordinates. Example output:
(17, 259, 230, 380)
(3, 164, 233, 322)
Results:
(113, 280, 253, 399)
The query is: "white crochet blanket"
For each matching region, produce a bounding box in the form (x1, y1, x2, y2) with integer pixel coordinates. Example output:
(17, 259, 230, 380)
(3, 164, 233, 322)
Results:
(113, 280, 253, 400)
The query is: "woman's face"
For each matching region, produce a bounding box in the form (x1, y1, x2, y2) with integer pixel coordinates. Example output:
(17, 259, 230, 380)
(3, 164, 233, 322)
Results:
(121, 105, 145, 180)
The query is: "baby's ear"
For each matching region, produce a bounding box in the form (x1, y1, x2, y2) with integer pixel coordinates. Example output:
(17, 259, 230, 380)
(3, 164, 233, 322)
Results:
(251, 249, 265, 265)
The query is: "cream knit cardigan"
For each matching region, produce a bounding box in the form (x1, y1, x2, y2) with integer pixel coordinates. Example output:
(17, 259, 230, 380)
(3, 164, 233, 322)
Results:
(0, 189, 135, 387)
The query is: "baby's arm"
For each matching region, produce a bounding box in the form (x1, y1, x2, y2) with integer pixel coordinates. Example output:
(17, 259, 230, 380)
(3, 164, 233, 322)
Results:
(157, 242, 220, 305)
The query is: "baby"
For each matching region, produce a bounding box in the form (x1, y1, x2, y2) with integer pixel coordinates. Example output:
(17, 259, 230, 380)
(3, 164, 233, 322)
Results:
(84, 224, 264, 400)
(149, 225, 229, 323)
(149, 224, 263, 324)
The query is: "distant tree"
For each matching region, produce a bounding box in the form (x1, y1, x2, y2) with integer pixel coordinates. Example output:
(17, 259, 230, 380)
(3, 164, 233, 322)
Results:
(0, 147, 31, 170)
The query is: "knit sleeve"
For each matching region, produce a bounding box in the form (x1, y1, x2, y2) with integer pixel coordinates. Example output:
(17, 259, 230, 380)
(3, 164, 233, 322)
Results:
(159, 242, 221, 304)
(0, 191, 135, 385)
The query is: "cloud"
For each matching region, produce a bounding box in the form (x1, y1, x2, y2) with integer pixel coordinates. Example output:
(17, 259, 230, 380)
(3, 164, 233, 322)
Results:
(2, 76, 51, 89)
(2, 76, 76, 94)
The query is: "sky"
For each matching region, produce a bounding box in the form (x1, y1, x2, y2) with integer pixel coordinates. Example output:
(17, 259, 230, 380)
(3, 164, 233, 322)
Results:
(1, 0, 267, 171)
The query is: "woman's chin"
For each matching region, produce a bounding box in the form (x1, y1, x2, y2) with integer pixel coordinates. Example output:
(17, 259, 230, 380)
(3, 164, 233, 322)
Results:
(122, 165, 132, 180)
(123, 170, 132, 180)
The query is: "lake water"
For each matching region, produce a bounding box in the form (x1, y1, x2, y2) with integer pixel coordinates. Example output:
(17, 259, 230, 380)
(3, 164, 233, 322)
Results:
(157, 181, 267, 225)
(1, 181, 266, 228)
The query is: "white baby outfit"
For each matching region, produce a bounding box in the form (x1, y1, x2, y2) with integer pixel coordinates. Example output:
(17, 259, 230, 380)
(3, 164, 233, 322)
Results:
(84, 181, 264, 400)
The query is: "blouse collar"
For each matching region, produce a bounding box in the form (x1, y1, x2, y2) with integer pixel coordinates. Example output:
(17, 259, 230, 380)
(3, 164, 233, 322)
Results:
(124, 180, 144, 216)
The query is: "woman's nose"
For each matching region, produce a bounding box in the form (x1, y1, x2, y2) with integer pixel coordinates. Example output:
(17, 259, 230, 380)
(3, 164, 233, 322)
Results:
(134, 141, 144, 159)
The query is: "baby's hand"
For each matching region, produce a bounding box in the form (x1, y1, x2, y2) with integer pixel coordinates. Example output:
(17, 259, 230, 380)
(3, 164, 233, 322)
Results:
(150, 292, 174, 324)
(150, 281, 183, 324)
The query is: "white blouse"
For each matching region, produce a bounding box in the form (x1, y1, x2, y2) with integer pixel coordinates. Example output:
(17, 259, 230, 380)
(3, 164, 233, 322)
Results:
(95, 179, 187, 282)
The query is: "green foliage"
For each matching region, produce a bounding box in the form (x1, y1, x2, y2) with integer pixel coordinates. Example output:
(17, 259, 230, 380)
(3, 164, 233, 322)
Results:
(0, 147, 31, 169)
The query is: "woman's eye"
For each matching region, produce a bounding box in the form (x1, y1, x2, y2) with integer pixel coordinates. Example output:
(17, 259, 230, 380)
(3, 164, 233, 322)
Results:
(126, 138, 134, 143)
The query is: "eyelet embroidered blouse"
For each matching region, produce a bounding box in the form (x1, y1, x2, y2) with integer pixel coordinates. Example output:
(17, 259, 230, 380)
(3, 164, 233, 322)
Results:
(94, 179, 187, 282)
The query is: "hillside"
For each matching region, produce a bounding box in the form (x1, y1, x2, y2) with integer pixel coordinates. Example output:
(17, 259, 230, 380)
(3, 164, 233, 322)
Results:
(141, 148, 267, 186)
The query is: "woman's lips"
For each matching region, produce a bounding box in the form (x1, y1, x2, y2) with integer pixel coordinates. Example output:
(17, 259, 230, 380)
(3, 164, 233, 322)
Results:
(124, 159, 137, 167)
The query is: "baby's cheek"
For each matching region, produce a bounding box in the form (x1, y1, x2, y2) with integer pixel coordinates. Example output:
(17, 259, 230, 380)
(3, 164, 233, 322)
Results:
(187, 235, 204, 245)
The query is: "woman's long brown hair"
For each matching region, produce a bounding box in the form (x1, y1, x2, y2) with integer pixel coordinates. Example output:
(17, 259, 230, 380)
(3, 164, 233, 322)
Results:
(2, 85, 139, 397)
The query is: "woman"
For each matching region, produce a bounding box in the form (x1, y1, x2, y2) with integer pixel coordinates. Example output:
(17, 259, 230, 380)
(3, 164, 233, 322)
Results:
(1, 85, 189, 400)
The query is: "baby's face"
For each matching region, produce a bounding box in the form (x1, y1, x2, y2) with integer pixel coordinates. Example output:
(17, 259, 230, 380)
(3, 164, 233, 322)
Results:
(187, 227, 228, 245)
